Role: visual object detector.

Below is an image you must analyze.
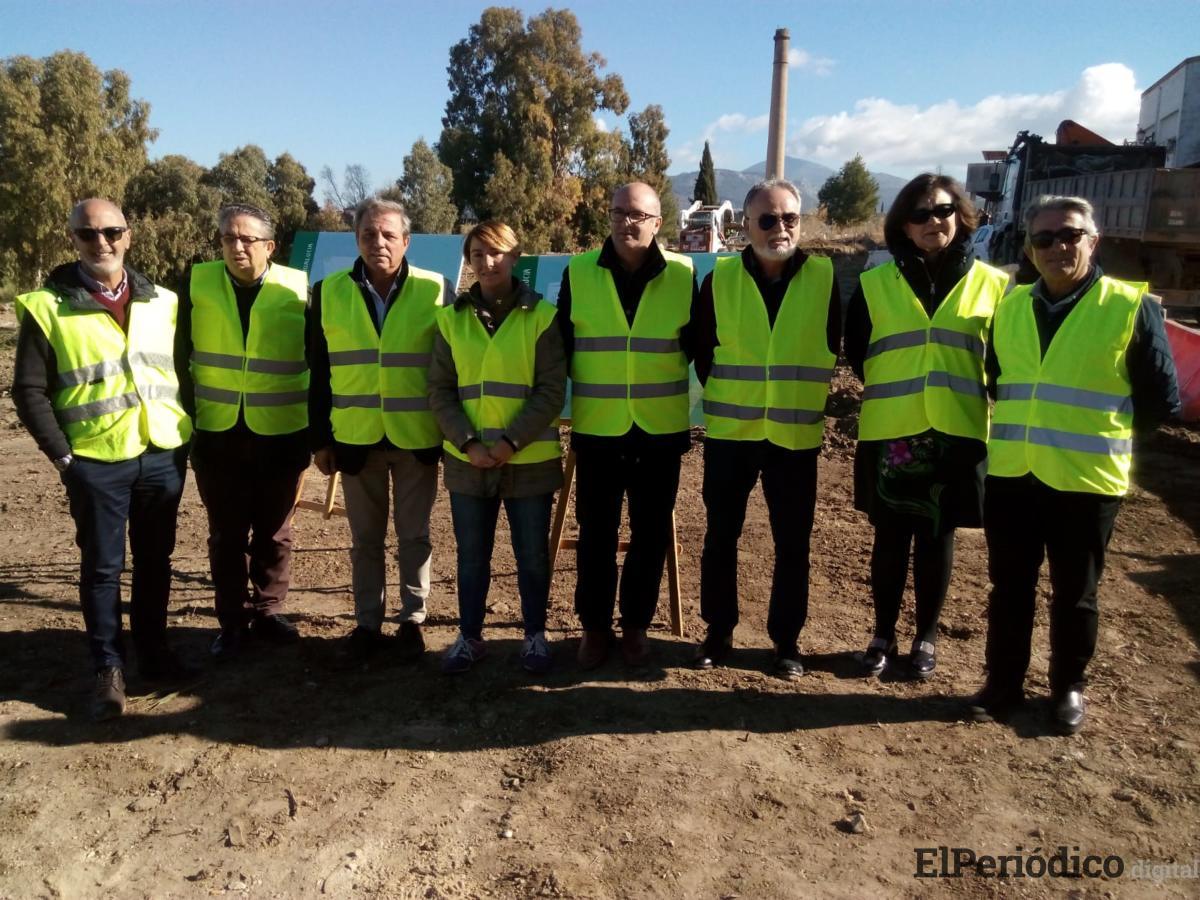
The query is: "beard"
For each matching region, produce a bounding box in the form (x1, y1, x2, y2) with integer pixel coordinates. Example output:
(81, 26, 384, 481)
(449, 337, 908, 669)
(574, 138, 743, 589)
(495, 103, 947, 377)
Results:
(754, 243, 797, 262)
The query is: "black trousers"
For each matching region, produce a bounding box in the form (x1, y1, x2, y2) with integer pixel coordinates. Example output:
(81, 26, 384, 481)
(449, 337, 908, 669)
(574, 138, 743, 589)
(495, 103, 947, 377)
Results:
(699, 438, 818, 646)
(573, 447, 682, 631)
(983, 474, 1121, 696)
(870, 512, 955, 646)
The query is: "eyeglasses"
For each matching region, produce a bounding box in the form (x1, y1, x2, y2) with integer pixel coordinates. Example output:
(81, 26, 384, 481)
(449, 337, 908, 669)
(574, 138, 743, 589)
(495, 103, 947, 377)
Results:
(755, 212, 800, 231)
(1029, 227, 1090, 249)
(608, 208, 659, 225)
(220, 233, 272, 247)
(73, 226, 128, 243)
(907, 204, 956, 225)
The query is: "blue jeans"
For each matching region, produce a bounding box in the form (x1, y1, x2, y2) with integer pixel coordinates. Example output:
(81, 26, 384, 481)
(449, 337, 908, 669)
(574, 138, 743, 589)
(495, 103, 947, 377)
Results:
(448, 491, 553, 640)
(61, 447, 187, 670)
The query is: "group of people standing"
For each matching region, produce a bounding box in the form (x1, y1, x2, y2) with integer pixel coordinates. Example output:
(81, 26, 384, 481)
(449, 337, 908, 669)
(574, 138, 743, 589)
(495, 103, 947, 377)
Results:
(12, 172, 1179, 737)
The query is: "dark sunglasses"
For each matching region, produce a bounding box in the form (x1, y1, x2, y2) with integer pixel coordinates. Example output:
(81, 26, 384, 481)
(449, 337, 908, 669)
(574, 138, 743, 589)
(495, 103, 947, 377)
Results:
(1029, 227, 1090, 249)
(756, 212, 800, 231)
(73, 226, 129, 243)
(907, 204, 956, 225)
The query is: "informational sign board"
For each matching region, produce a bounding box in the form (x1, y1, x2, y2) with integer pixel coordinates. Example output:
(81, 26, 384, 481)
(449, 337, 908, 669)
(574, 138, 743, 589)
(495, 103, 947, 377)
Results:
(289, 231, 465, 289)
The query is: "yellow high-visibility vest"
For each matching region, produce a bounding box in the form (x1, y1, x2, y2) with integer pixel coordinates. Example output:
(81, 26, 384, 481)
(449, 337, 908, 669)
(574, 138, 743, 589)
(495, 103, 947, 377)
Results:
(702, 254, 835, 449)
(437, 298, 561, 464)
(567, 248, 693, 435)
(189, 261, 309, 435)
(16, 282, 192, 461)
(989, 275, 1142, 495)
(858, 259, 1007, 441)
(320, 265, 444, 448)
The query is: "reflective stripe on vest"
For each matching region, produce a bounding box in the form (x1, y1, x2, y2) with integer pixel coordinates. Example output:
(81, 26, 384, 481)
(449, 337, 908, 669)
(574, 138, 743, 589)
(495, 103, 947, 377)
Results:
(189, 261, 309, 435)
(702, 254, 836, 449)
(437, 299, 561, 465)
(988, 275, 1142, 495)
(567, 248, 693, 435)
(858, 259, 1007, 441)
(320, 265, 444, 448)
(15, 285, 192, 461)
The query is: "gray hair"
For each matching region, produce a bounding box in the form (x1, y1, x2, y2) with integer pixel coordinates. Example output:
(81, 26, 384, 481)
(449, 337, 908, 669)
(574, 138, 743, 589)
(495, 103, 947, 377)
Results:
(1022, 195, 1098, 235)
(218, 203, 275, 239)
(353, 197, 411, 237)
(742, 178, 802, 215)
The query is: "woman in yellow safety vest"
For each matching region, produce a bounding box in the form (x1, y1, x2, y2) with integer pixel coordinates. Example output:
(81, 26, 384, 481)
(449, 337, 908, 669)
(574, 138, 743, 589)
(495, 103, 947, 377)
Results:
(844, 174, 1009, 679)
(427, 221, 566, 675)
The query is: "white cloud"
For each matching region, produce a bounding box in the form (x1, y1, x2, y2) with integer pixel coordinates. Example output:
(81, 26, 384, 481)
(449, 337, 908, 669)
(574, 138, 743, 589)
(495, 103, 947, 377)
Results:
(705, 113, 770, 139)
(787, 48, 834, 77)
(594, 116, 609, 133)
(787, 63, 1141, 173)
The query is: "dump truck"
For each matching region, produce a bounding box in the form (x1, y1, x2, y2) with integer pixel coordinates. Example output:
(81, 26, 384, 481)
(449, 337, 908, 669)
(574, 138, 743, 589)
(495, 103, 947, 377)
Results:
(678, 200, 734, 253)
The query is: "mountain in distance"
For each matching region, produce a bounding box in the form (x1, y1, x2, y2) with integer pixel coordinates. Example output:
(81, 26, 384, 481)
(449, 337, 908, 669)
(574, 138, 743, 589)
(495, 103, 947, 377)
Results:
(669, 156, 907, 216)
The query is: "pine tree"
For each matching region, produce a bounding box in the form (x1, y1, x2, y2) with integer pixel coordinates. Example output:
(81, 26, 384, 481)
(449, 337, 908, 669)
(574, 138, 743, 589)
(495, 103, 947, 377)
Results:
(817, 154, 879, 227)
(693, 141, 718, 206)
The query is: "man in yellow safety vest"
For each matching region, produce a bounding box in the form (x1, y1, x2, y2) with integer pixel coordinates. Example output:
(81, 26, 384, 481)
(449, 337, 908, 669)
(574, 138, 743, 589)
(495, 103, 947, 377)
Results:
(13, 199, 193, 720)
(692, 179, 841, 678)
(970, 195, 1179, 734)
(557, 182, 698, 669)
(180, 204, 310, 661)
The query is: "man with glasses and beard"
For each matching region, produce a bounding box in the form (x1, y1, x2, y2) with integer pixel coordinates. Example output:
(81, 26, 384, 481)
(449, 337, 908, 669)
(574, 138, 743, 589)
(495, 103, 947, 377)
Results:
(178, 204, 310, 661)
(556, 182, 697, 669)
(13, 199, 193, 720)
(692, 179, 841, 678)
(970, 195, 1179, 734)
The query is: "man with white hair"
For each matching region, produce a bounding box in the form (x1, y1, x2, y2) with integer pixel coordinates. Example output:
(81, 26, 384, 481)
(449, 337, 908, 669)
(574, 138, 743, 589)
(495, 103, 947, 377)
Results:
(692, 179, 841, 677)
(970, 195, 1179, 734)
(13, 198, 193, 720)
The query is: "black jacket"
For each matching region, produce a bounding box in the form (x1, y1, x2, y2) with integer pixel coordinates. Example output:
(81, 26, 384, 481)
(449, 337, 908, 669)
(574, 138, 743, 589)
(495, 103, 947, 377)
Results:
(13, 263, 189, 462)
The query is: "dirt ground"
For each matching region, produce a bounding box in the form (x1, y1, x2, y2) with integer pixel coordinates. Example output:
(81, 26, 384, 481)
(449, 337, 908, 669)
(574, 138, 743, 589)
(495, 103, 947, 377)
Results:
(1, 261, 1199, 899)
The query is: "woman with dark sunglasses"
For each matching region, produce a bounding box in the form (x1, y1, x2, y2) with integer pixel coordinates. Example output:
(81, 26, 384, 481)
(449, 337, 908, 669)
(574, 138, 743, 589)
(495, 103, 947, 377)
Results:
(844, 174, 1010, 679)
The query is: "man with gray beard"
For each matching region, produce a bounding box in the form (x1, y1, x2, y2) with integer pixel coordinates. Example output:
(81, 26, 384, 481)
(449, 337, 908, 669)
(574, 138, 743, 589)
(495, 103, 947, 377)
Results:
(692, 180, 841, 677)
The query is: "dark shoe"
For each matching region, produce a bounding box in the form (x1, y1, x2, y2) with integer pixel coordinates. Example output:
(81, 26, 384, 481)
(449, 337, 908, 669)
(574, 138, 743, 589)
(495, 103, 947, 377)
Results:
(339, 626, 380, 668)
(251, 613, 299, 645)
(1052, 690, 1086, 735)
(139, 646, 201, 683)
(860, 638, 897, 677)
(967, 684, 1024, 723)
(774, 643, 805, 680)
(91, 667, 126, 721)
(520, 632, 553, 675)
(210, 627, 247, 662)
(395, 622, 425, 663)
(909, 640, 937, 680)
(621, 628, 651, 667)
(577, 629, 612, 670)
(692, 631, 732, 670)
(442, 634, 487, 674)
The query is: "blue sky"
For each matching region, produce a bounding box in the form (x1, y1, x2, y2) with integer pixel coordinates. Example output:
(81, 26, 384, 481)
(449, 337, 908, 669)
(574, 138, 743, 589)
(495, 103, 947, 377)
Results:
(3, 0, 1195, 195)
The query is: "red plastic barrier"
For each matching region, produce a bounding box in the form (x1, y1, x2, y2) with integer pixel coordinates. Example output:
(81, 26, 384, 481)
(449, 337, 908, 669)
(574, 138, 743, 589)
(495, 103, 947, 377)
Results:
(1166, 319, 1200, 422)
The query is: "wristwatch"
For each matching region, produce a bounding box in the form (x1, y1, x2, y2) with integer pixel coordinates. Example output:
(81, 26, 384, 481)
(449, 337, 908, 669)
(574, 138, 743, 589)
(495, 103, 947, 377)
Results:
(52, 454, 74, 473)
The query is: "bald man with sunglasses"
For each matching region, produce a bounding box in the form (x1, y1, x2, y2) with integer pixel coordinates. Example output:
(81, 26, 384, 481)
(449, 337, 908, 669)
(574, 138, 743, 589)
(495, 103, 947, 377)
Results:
(970, 195, 1179, 735)
(691, 179, 841, 678)
(13, 199, 194, 721)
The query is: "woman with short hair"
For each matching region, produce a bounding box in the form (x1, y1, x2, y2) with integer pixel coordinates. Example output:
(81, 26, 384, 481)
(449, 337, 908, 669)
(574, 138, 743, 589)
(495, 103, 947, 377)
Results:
(427, 221, 566, 674)
(845, 174, 1009, 678)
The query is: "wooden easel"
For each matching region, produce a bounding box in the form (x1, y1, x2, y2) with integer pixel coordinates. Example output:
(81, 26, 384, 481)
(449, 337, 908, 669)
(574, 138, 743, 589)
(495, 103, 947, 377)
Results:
(549, 445, 685, 637)
(293, 469, 347, 519)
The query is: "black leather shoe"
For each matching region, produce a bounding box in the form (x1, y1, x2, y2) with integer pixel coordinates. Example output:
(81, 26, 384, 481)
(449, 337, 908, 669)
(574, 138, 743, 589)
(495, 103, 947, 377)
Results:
(1052, 690, 1086, 735)
(91, 667, 126, 721)
(692, 631, 732, 670)
(909, 641, 936, 680)
(773, 643, 805, 680)
(339, 626, 379, 668)
(967, 684, 1024, 723)
(395, 622, 425, 663)
(139, 646, 201, 683)
(861, 639, 896, 677)
(251, 613, 299, 645)
(210, 627, 247, 662)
